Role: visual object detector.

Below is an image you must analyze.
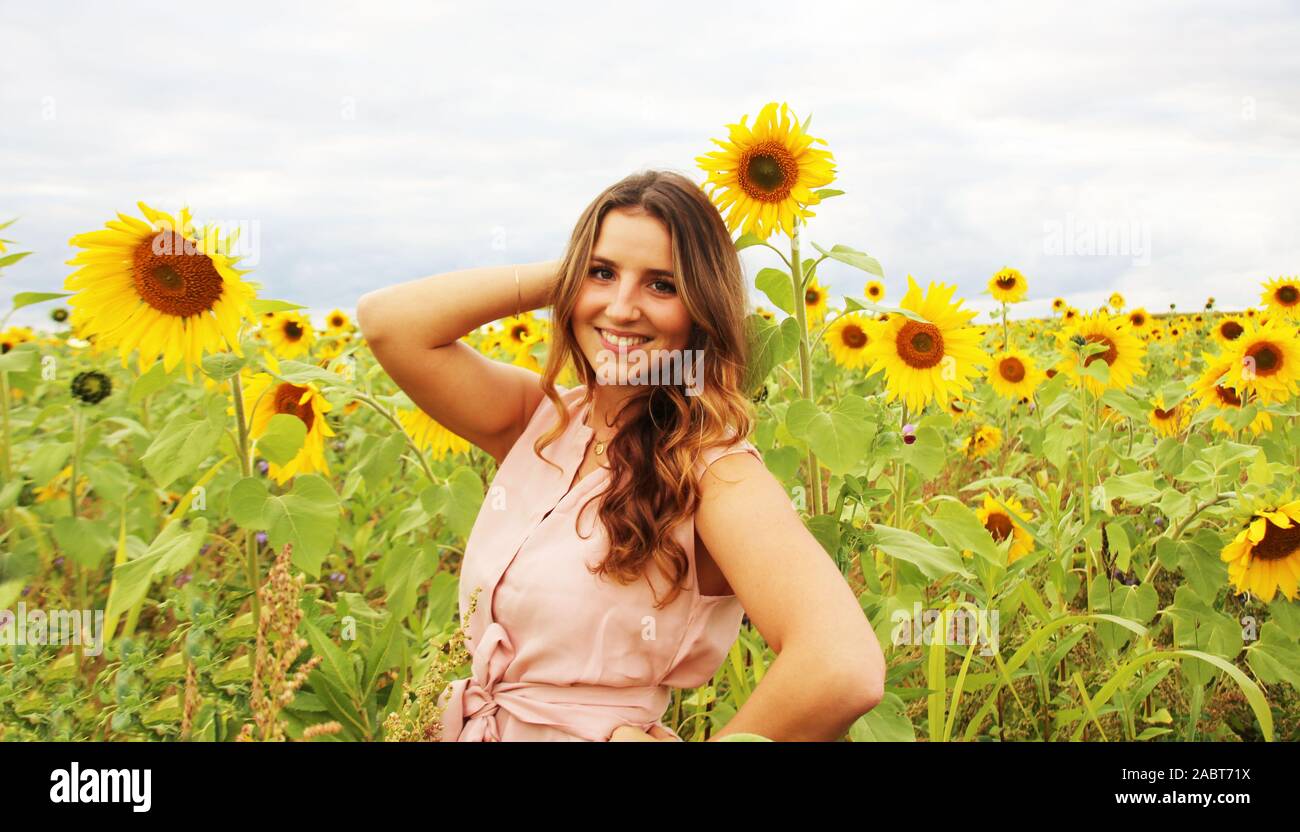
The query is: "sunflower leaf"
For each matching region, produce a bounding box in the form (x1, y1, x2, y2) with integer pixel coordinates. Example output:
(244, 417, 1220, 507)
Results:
(10, 290, 70, 309)
(258, 413, 308, 466)
(754, 268, 795, 315)
(810, 242, 884, 278)
(866, 523, 972, 580)
(250, 298, 306, 315)
(141, 396, 226, 489)
(201, 351, 246, 383)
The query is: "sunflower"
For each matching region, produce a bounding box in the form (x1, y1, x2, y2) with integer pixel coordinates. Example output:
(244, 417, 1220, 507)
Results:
(1126, 308, 1150, 333)
(1220, 498, 1300, 602)
(241, 359, 335, 485)
(1147, 395, 1187, 438)
(1052, 297, 1066, 314)
(262, 310, 315, 359)
(1261, 277, 1300, 319)
(948, 396, 974, 419)
(988, 267, 1027, 303)
(803, 277, 829, 326)
(756, 306, 776, 321)
(1062, 306, 1080, 325)
(865, 280, 885, 302)
(325, 309, 352, 335)
(499, 311, 546, 357)
(973, 493, 1035, 564)
(1221, 317, 1300, 404)
(1, 326, 36, 353)
(824, 313, 875, 369)
(398, 407, 471, 461)
(1108, 292, 1125, 311)
(34, 465, 92, 504)
(986, 347, 1045, 400)
(64, 203, 257, 381)
(1210, 315, 1246, 349)
(695, 102, 837, 240)
(861, 276, 990, 412)
(1192, 354, 1273, 435)
(962, 424, 1002, 459)
(1058, 309, 1147, 395)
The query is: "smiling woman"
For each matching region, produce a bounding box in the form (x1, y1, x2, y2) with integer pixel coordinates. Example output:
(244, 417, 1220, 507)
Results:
(356, 169, 885, 741)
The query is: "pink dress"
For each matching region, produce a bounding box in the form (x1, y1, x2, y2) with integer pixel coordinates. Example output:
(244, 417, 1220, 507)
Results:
(436, 384, 762, 741)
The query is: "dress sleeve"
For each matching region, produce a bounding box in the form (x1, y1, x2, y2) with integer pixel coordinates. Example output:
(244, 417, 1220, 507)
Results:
(696, 437, 764, 479)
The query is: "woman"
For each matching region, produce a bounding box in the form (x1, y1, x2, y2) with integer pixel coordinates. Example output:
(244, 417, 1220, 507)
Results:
(357, 169, 884, 741)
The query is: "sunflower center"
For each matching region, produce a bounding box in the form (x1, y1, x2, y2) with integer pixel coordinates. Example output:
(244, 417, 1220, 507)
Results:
(841, 325, 867, 349)
(511, 324, 530, 342)
(274, 383, 316, 430)
(896, 320, 945, 369)
(996, 276, 1018, 289)
(1220, 321, 1244, 340)
(741, 142, 798, 200)
(1246, 342, 1280, 375)
(984, 512, 1014, 542)
(1215, 385, 1242, 407)
(1253, 519, 1300, 561)
(805, 288, 821, 305)
(868, 286, 881, 298)
(998, 357, 1026, 383)
(1083, 334, 1118, 367)
(285, 321, 304, 341)
(131, 231, 224, 318)
(1277, 285, 1299, 305)
(1153, 407, 1176, 420)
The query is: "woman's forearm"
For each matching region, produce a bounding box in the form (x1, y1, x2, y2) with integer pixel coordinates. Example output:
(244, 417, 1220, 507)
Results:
(706, 643, 879, 742)
(357, 259, 562, 349)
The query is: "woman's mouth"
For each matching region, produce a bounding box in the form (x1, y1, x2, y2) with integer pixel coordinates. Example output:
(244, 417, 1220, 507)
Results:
(596, 327, 652, 351)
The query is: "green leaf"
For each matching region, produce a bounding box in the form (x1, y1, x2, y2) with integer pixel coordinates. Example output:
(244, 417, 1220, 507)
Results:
(0, 349, 37, 373)
(924, 498, 1002, 566)
(52, 517, 115, 569)
(848, 693, 915, 741)
(1098, 470, 1162, 506)
(270, 359, 343, 387)
(785, 396, 873, 475)
(201, 352, 246, 383)
(755, 268, 795, 315)
(810, 242, 884, 277)
(0, 251, 34, 269)
(868, 524, 972, 580)
(141, 396, 226, 489)
(104, 519, 209, 626)
(258, 413, 308, 466)
(250, 298, 306, 315)
(262, 475, 341, 578)
(304, 619, 359, 695)
(10, 291, 71, 309)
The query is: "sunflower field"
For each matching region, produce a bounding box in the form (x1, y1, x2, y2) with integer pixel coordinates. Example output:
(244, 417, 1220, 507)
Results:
(2, 102, 1299, 743)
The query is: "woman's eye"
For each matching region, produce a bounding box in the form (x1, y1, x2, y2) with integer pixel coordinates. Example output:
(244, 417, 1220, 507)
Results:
(652, 279, 677, 294)
(590, 267, 615, 281)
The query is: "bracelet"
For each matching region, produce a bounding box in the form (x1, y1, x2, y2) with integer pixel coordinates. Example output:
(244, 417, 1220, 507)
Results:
(513, 266, 522, 317)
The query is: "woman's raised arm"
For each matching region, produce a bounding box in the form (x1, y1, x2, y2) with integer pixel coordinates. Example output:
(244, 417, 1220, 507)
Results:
(355, 259, 562, 465)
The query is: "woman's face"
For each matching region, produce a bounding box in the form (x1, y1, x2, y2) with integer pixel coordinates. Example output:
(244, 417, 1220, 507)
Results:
(572, 207, 695, 383)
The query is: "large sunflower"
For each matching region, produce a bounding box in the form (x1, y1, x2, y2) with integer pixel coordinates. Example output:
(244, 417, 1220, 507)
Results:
(986, 347, 1045, 400)
(823, 313, 875, 369)
(988, 267, 1027, 303)
(861, 275, 990, 412)
(64, 203, 258, 380)
(263, 310, 315, 359)
(241, 361, 335, 485)
(1191, 354, 1272, 435)
(695, 101, 837, 240)
(1220, 498, 1300, 602)
(974, 493, 1035, 564)
(1058, 309, 1147, 395)
(1221, 318, 1300, 404)
(1261, 276, 1300, 319)
(398, 406, 471, 461)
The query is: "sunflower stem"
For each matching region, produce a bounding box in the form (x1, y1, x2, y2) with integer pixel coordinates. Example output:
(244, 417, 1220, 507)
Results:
(788, 220, 824, 517)
(1, 370, 13, 537)
(228, 371, 261, 629)
(1000, 301, 1009, 352)
(71, 406, 86, 680)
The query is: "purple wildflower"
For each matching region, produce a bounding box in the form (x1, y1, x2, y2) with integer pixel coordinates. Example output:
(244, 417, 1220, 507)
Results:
(902, 423, 917, 445)
(173, 572, 192, 589)
(329, 571, 346, 584)
(255, 531, 268, 546)
(256, 459, 270, 475)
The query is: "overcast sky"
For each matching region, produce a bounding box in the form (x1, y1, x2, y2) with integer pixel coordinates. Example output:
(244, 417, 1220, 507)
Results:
(2, 0, 1298, 333)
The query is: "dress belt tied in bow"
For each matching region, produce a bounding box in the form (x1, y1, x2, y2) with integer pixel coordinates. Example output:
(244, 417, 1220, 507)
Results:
(437, 621, 672, 742)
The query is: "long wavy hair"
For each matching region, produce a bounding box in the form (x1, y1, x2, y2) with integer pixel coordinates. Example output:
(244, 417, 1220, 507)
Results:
(532, 169, 755, 610)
